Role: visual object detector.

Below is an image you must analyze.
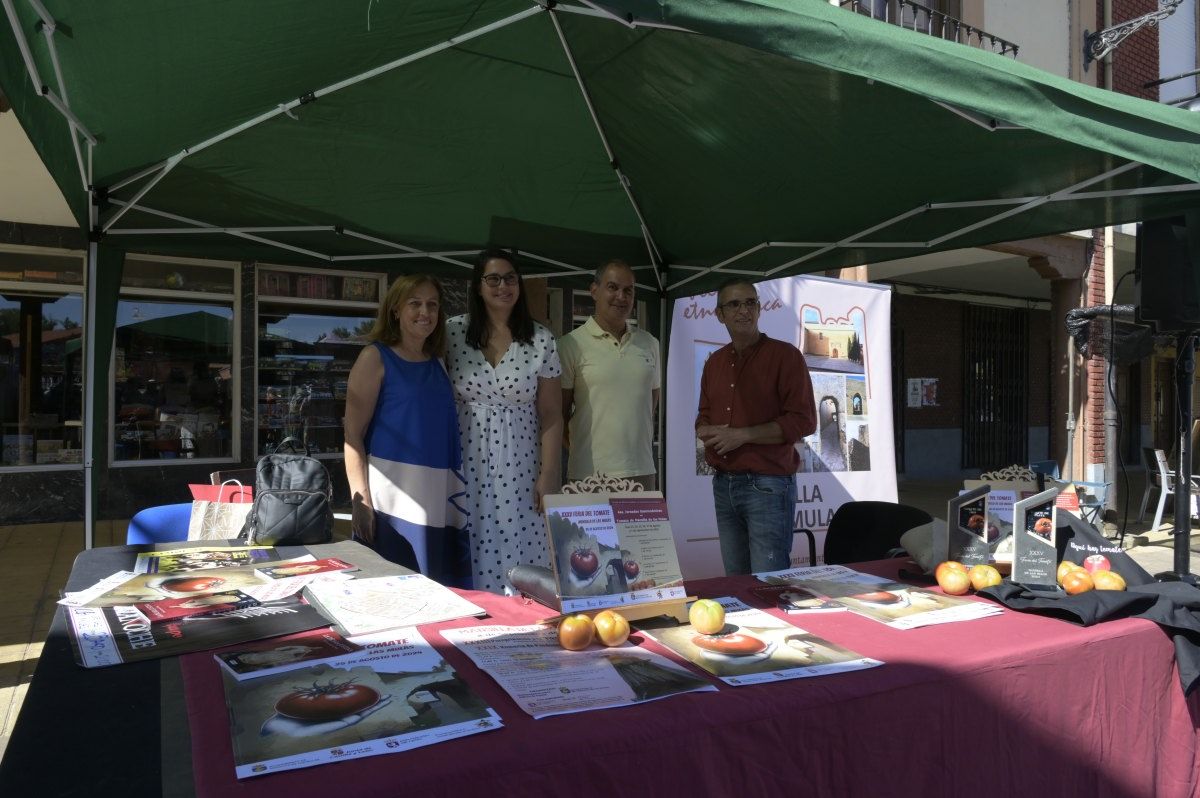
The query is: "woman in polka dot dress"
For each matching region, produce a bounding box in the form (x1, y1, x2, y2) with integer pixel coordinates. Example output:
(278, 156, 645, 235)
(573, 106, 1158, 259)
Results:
(445, 248, 562, 593)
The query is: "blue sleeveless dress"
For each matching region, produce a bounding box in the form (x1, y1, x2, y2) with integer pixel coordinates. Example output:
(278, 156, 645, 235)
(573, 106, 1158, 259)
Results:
(365, 342, 470, 587)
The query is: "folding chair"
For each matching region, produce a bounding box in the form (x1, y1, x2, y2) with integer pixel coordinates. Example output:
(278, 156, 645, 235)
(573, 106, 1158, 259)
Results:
(126, 503, 193, 544)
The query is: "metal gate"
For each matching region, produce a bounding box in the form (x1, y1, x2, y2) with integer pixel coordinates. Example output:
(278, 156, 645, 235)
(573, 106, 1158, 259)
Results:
(961, 304, 1029, 469)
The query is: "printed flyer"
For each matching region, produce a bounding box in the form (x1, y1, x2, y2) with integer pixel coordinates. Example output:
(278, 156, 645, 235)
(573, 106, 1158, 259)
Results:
(442, 624, 714, 718)
(222, 627, 500, 778)
(638, 598, 880, 685)
(757, 565, 1001, 629)
(543, 492, 686, 613)
(133, 545, 278, 574)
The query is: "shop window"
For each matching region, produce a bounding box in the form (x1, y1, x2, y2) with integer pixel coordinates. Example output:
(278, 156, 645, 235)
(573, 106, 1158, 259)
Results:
(113, 257, 238, 464)
(0, 292, 84, 467)
(256, 266, 385, 459)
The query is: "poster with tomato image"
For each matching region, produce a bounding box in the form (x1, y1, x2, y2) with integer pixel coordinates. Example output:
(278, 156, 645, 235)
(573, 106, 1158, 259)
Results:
(544, 492, 686, 613)
(82, 561, 293, 607)
(637, 598, 881, 686)
(222, 628, 501, 778)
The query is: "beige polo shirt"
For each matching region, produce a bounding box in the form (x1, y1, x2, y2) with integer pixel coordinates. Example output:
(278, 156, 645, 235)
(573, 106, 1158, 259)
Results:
(559, 316, 660, 479)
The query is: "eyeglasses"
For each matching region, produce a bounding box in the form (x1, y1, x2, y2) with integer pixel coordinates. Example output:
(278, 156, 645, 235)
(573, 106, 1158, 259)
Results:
(482, 273, 519, 287)
(718, 298, 760, 313)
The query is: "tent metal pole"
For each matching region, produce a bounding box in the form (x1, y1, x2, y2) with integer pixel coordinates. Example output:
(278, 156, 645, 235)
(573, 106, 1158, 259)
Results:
(110, 161, 170, 194)
(102, 156, 178, 232)
(668, 242, 771, 292)
(31, 3, 88, 191)
(1, 0, 43, 92)
(517, 250, 590, 275)
(109, 225, 338, 235)
(927, 161, 1141, 246)
(40, 88, 97, 144)
(1063, 183, 1200, 201)
(331, 251, 479, 262)
(339, 230, 474, 270)
(554, 2, 695, 32)
(931, 100, 1024, 131)
(764, 204, 932, 276)
(82, 239, 98, 550)
(548, 9, 666, 280)
(121, 6, 543, 183)
(107, 200, 335, 260)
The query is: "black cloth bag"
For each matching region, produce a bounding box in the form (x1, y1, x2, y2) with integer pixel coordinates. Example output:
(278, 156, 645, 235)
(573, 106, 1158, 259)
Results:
(979, 514, 1200, 695)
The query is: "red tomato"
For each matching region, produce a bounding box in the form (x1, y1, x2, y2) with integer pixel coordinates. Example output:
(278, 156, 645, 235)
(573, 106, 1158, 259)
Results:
(275, 679, 380, 721)
(161, 576, 226, 593)
(692, 632, 767, 656)
(557, 614, 595, 650)
(623, 560, 640, 579)
(1083, 554, 1111, 574)
(570, 548, 599, 578)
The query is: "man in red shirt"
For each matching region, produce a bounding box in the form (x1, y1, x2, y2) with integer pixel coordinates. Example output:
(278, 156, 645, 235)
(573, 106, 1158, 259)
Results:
(696, 279, 817, 574)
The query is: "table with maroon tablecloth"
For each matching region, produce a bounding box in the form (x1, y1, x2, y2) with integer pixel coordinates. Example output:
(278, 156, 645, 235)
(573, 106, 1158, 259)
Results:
(177, 558, 1200, 798)
(3, 545, 1197, 797)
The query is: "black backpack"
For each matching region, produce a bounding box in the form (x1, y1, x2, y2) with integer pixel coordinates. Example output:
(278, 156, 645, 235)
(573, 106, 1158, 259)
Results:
(241, 438, 333, 545)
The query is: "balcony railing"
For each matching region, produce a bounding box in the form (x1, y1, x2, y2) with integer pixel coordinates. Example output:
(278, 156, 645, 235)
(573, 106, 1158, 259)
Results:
(839, 0, 1020, 58)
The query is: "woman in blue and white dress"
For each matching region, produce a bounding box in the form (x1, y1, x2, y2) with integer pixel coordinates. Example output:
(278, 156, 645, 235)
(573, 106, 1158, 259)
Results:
(344, 274, 470, 587)
(445, 249, 562, 594)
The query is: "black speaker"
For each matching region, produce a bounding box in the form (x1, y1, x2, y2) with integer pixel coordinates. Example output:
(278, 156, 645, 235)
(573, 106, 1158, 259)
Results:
(1135, 212, 1200, 333)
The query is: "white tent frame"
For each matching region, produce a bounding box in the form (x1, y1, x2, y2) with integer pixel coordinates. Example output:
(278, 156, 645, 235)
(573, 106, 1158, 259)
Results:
(5, 0, 1200, 545)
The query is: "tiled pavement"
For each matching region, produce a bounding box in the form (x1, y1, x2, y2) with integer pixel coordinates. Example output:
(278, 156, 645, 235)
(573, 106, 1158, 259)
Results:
(1, 477, 1197, 765)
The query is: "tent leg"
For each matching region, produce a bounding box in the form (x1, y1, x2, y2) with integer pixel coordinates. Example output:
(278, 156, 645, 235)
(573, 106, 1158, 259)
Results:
(83, 240, 98, 549)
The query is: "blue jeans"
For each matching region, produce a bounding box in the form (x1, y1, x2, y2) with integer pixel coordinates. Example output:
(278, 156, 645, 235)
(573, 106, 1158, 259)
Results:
(713, 472, 797, 575)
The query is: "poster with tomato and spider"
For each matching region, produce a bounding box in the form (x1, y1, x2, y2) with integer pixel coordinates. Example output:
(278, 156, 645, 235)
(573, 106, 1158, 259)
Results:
(222, 627, 501, 778)
(544, 492, 686, 614)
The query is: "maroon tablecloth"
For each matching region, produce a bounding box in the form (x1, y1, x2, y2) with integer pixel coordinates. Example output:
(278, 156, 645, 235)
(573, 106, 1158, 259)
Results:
(181, 560, 1200, 797)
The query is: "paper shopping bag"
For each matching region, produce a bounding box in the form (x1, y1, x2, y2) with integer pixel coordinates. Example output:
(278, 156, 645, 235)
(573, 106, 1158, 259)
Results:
(188, 480, 253, 540)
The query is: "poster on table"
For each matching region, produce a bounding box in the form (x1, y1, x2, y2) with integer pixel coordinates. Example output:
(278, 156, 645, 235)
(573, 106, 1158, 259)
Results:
(666, 275, 896, 578)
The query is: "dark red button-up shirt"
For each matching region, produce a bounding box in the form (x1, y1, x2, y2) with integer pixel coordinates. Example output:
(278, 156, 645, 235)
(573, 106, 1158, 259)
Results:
(695, 334, 817, 475)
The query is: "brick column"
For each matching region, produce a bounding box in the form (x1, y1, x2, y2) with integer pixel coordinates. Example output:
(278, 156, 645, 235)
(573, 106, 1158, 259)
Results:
(1083, 230, 1107, 480)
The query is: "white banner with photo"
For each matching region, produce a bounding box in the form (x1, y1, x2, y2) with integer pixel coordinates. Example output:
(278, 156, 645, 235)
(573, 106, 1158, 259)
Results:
(666, 275, 897, 579)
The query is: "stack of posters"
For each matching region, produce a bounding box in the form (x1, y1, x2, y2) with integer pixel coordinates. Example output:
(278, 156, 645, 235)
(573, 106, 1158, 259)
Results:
(66, 593, 330, 668)
(757, 565, 1002, 629)
(133, 545, 278, 574)
(637, 598, 880, 686)
(61, 548, 347, 668)
(543, 492, 686, 613)
(304, 574, 486, 636)
(442, 625, 715, 718)
(746, 584, 846, 614)
(215, 629, 363, 681)
(221, 628, 501, 778)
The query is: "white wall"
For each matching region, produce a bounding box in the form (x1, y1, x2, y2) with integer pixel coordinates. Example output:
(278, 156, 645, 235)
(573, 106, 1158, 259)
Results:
(982, 0, 1071, 77)
(0, 112, 75, 227)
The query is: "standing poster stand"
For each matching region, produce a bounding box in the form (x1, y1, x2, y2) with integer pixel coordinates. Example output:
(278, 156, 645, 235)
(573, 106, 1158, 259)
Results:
(1012, 488, 1060, 591)
(541, 491, 691, 624)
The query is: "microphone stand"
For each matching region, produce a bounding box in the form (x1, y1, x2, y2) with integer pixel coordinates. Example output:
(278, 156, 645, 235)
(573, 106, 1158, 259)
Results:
(1156, 330, 1197, 585)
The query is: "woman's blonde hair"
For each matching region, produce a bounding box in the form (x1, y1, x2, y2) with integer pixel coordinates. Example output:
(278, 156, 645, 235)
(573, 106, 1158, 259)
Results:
(369, 274, 446, 357)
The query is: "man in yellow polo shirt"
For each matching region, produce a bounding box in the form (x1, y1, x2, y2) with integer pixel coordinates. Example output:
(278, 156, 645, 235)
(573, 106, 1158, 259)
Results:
(560, 260, 660, 489)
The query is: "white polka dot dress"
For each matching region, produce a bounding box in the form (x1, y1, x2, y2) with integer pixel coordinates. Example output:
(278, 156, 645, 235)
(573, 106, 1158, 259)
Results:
(445, 315, 561, 594)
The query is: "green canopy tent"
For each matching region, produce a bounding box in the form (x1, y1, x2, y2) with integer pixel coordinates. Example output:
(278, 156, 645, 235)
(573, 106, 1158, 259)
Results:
(3, 0, 1200, 544)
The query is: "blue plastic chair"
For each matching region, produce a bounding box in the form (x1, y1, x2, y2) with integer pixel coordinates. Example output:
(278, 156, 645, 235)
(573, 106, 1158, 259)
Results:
(126, 503, 193, 544)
